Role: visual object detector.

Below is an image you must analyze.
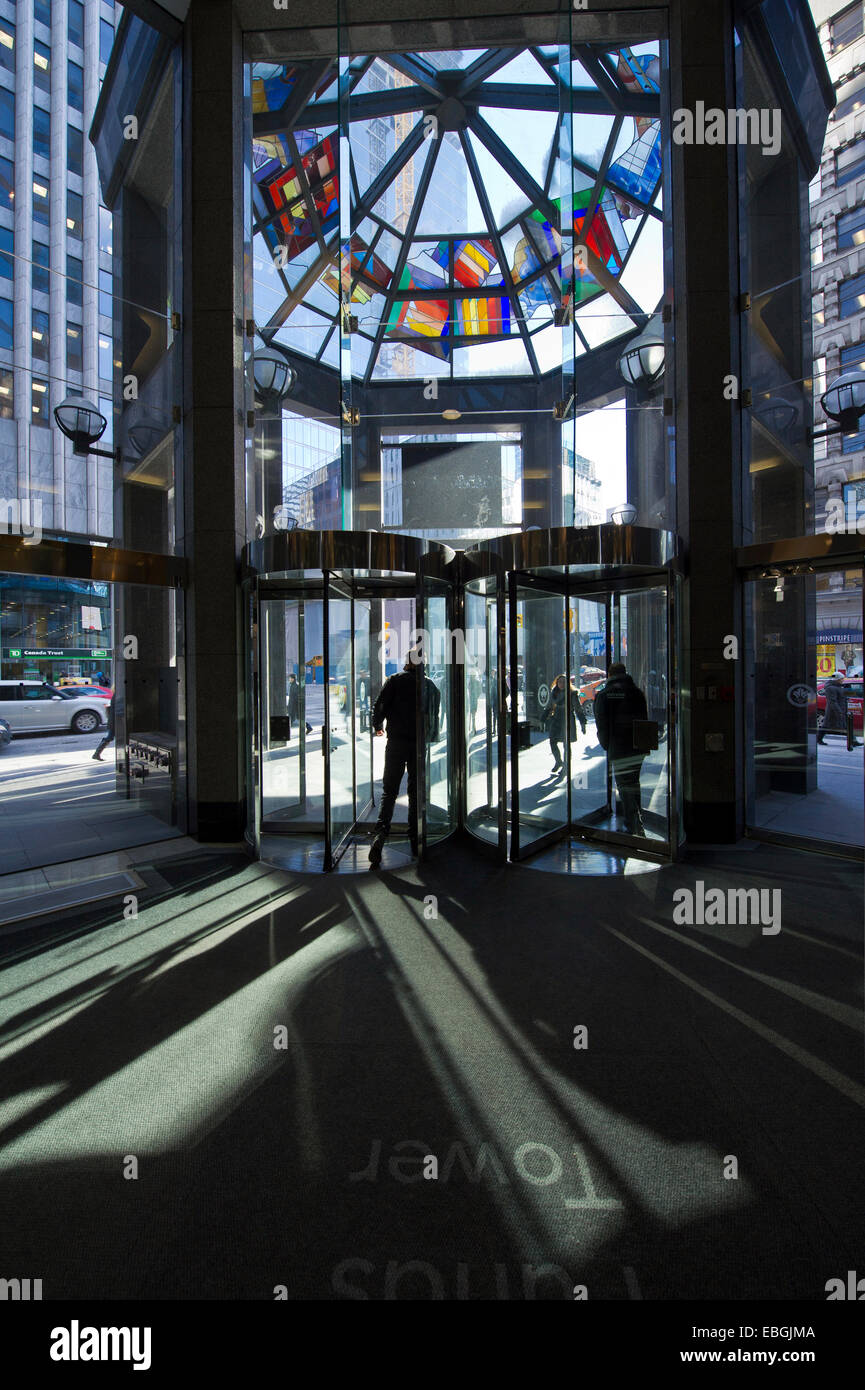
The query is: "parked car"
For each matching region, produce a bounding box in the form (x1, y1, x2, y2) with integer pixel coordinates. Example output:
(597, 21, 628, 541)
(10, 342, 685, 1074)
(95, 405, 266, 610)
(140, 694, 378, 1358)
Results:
(0, 680, 108, 735)
(578, 667, 607, 719)
(66, 685, 113, 700)
(816, 677, 863, 731)
(0, 717, 10, 751)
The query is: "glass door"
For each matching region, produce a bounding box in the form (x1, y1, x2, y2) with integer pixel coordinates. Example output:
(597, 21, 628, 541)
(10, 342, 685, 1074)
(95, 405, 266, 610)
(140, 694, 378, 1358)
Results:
(464, 578, 505, 849)
(569, 579, 671, 852)
(569, 591, 612, 829)
(419, 573, 456, 854)
(508, 575, 570, 859)
(260, 592, 324, 832)
(324, 576, 355, 868)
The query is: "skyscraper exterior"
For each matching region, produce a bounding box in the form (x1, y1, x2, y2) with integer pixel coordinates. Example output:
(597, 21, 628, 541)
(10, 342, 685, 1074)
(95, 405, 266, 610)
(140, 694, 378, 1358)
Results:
(810, 0, 865, 676)
(0, 0, 116, 682)
(0, 0, 116, 542)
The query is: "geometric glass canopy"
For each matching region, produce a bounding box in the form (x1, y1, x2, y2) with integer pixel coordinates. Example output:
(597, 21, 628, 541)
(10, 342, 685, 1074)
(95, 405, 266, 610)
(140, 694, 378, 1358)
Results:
(251, 43, 664, 382)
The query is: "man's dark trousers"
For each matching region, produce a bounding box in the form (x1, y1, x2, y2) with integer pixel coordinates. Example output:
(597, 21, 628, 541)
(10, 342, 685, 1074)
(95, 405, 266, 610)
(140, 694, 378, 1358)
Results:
(375, 737, 417, 843)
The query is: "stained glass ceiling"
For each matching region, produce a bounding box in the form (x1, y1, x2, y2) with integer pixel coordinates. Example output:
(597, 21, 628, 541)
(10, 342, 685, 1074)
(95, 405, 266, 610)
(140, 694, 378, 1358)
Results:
(250, 44, 664, 383)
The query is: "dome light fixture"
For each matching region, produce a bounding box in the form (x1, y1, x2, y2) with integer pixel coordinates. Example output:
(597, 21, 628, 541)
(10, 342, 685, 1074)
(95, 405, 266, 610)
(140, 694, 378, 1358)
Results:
(617, 314, 665, 389)
(611, 503, 637, 526)
(819, 370, 865, 436)
(252, 344, 296, 408)
(53, 395, 118, 460)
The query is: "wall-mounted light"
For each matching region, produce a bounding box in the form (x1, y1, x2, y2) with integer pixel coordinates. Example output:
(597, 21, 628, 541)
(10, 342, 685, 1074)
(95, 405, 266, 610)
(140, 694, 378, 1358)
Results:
(252, 343, 296, 408)
(53, 395, 116, 459)
(617, 313, 665, 388)
(812, 369, 865, 438)
(611, 503, 637, 526)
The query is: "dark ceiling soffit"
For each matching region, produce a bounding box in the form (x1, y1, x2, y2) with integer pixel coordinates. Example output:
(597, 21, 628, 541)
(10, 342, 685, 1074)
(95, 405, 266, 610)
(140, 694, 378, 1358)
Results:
(736, 534, 865, 573)
(738, 1, 833, 179)
(111, 0, 183, 40)
(242, 7, 668, 62)
(0, 536, 189, 588)
(90, 11, 175, 209)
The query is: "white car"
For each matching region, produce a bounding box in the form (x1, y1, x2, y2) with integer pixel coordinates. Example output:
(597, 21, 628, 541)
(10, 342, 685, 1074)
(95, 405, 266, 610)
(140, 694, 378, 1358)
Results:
(0, 680, 108, 736)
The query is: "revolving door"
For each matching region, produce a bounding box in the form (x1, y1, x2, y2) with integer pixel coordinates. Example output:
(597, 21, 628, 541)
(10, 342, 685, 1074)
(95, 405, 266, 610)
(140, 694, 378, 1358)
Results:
(463, 527, 680, 864)
(244, 532, 457, 870)
(245, 527, 679, 871)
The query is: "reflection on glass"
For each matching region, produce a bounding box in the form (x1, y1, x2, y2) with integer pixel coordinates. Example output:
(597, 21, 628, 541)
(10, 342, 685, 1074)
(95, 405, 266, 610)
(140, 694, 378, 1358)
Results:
(746, 570, 863, 848)
(261, 597, 323, 825)
(424, 584, 454, 844)
(328, 594, 354, 853)
(570, 596, 609, 824)
(613, 588, 668, 841)
(514, 586, 569, 851)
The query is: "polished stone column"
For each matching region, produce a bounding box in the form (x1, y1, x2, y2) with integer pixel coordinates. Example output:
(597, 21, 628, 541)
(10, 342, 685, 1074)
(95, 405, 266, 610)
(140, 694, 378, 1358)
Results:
(182, 0, 247, 840)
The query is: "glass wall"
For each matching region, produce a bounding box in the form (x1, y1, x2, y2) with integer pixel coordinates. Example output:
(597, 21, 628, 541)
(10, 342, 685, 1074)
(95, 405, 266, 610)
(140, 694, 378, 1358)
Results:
(745, 569, 863, 849)
(738, 28, 815, 544)
(0, 575, 185, 875)
(244, 13, 673, 544)
(91, 8, 183, 556)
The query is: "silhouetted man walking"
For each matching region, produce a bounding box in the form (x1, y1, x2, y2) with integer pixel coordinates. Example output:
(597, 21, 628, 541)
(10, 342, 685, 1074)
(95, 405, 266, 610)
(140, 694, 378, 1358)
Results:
(369, 653, 441, 866)
(595, 662, 649, 835)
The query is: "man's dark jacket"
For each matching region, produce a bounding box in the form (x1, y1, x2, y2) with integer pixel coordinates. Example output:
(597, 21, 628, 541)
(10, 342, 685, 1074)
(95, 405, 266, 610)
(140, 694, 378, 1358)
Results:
(594, 673, 647, 760)
(372, 668, 441, 743)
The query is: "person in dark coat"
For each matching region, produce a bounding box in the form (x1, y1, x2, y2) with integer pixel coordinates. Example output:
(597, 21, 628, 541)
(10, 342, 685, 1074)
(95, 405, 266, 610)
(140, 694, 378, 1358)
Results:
(92, 695, 115, 761)
(544, 673, 587, 774)
(594, 662, 649, 834)
(368, 653, 441, 866)
(287, 672, 312, 734)
(818, 674, 861, 746)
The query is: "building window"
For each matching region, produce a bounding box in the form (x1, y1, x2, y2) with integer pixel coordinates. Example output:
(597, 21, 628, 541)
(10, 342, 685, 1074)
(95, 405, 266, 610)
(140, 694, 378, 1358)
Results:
(34, 41, 50, 94)
(812, 290, 825, 328)
(66, 322, 83, 373)
(100, 18, 114, 66)
(68, 60, 84, 113)
(32, 309, 49, 361)
(32, 378, 49, 425)
(835, 76, 865, 123)
(67, 252, 83, 306)
(0, 23, 14, 74)
(0, 155, 12, 211)
(99, 206, 112, 256)
(836, 143, 865, 187)
(832, 3, 864, 52)
(839, 271, 865, 318)
(99, 396, 113, 448)
(68, 0, 84, 49)
(99, 268, 112, 318)
(33, 106, 50, 161)
(838, 206, 865, 250)
(809, 167, 822, 202)
(67, 189, 83, 239)
(0, 368, 12, 419)
(811, 226, 823, 267)
(0, 226, 11, 282)
(32, 178, 50, 227)
(0, 87, 13, 142)
(67, 123, 83, 176)
(814, 355, 827, 462)
(98, 334, 113, 383)
(32, 240, 50, 295)
(0, 295, 12, 351)
(34, 0, 52, 28)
